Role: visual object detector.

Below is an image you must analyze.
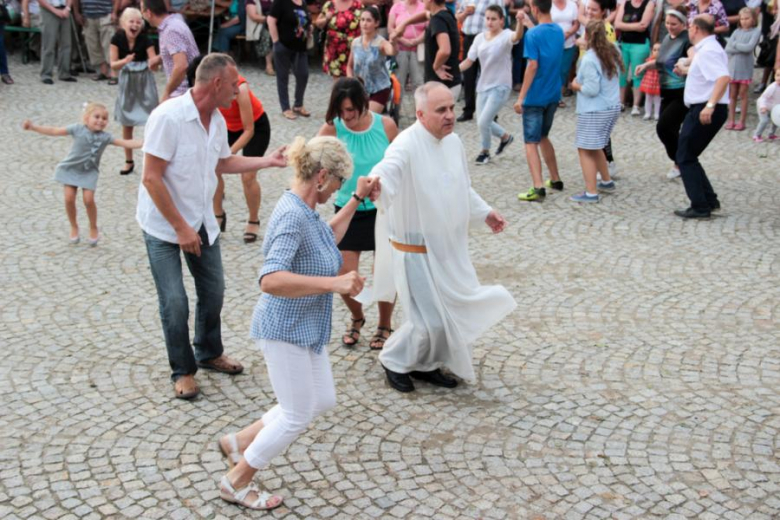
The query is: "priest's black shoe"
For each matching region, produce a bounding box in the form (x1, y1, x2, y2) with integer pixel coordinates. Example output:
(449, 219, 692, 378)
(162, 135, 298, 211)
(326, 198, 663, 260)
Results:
(383, 365, 415, 393)
(674, 207, 711, 219)
(410, 369, 458, 388)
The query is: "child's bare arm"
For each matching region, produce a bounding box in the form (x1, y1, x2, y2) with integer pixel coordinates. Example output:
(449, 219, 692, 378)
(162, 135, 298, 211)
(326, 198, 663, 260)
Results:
(112, 138, 144, 149)
(22, 120, 68, 136)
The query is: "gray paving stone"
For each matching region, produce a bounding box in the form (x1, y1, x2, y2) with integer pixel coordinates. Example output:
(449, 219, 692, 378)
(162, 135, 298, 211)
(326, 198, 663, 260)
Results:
(1, 51, 779, 520)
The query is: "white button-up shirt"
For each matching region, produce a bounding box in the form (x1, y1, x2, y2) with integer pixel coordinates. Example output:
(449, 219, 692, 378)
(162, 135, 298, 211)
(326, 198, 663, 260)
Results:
(684, 35, 730, 107)
(137, 90, 231, 245)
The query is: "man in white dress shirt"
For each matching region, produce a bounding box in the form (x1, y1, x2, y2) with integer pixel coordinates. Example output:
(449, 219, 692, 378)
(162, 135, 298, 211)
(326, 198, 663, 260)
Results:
(673, 14, 730, 219)
(368, 82, 517, 393)
(138, 53, 286, 399)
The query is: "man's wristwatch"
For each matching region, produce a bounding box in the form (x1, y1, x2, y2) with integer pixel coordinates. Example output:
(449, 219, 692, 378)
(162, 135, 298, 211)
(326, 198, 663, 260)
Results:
(352, 192, 364, 203)
(705, 102, 716, 109)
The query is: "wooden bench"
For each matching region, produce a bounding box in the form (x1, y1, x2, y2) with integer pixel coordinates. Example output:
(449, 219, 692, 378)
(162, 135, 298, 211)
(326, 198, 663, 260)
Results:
(4, 25, 41, 64)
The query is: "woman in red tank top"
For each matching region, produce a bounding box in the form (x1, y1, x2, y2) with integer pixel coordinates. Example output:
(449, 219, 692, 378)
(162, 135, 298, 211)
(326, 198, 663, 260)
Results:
(216, 75, 272, 243)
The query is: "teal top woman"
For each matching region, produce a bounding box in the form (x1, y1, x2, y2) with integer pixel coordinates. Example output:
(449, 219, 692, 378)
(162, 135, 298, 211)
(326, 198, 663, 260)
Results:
(317, 77, 399, 351)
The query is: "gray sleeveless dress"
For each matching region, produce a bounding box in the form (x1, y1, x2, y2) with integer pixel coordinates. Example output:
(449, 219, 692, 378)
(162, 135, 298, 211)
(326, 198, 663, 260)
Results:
(53, 124, 113, 191)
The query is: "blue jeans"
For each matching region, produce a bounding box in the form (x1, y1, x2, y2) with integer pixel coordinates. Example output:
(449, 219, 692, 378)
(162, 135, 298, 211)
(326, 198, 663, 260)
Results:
(560, 46, 577, 88)
(0, 24, 9, 75)
(213, 22, 243, 52)
(143, 226, 225, 380)
(522, 102, 558, 144)
(476, 85, 510, 151)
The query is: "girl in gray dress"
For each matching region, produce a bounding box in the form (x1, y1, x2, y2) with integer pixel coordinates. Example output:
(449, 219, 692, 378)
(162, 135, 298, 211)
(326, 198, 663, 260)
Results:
(22, 103, 142, 246)
(725, 8, 761, 131)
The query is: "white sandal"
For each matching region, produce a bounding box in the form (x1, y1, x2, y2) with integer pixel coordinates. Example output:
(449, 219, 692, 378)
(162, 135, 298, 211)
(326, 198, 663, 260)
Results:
(219, 475, 283, 510)
(218, 433, 242, 468)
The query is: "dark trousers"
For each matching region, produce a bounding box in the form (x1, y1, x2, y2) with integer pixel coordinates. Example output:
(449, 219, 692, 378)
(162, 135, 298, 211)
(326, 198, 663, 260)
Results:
(144, 226, 225, 380)
(512, 36, 525, 86)
(462, 33, 479, 116)
(273, 41, 308, 112)
(656, 88, 688, 163)
(676, 103, 727, 211)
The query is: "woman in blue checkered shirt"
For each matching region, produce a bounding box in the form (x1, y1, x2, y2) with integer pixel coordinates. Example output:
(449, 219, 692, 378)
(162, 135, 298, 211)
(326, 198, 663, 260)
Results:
(216, 135, 378, 511)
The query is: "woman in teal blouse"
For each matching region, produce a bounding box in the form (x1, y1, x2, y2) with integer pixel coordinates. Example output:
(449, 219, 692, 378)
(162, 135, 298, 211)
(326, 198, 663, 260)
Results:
(317, 78, 399, 350)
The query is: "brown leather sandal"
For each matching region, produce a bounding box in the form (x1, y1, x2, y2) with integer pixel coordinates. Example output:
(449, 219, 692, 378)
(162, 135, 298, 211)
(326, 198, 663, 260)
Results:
(174, 375, 199, 400)
(369, 327, 393, 350)
(342, 317, 365, 347)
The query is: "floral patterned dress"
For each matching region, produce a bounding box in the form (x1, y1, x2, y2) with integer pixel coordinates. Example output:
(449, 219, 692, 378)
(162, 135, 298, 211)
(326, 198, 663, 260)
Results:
(322, 0, 363, 77)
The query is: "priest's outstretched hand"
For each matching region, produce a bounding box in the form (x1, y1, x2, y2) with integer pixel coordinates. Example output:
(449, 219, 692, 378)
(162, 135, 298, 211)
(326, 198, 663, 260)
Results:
(485, 210, 507, 234)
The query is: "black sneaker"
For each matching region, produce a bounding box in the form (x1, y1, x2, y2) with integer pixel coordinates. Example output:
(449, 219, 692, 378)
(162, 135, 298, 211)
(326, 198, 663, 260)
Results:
(42, 78, 54, 85)
(456, 113, 473, 122)
(544, 179, 564, 191)
(496, 135, 514, 156)
(475, 152, 490, 165)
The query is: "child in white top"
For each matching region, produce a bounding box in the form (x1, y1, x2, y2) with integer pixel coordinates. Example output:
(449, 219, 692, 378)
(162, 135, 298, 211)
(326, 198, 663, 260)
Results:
(754, 67, 780, 142)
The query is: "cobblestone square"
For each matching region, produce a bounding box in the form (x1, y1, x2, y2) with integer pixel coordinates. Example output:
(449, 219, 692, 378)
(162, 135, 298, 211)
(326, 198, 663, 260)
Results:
(1, 53, 779, 519)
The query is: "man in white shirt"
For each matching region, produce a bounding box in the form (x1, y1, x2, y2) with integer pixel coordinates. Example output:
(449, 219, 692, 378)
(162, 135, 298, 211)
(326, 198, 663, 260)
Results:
(673, 14, 730, 219)
(138, 53, 286, 399)
(368, 82, 516, 392)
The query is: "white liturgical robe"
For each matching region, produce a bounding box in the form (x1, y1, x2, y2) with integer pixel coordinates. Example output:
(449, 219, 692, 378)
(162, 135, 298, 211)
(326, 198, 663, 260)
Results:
(369, 122, 517, 381)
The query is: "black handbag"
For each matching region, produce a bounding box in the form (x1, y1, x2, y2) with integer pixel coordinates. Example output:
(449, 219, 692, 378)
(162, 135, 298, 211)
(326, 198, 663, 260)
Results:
(756, 36, 778, 68)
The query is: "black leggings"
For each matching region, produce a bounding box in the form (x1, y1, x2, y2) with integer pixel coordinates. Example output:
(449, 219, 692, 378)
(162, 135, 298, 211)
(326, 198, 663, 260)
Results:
(656, 88, 688, 163)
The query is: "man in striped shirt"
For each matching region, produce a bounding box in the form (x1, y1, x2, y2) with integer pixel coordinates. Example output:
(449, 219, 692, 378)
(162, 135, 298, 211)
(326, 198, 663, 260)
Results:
(73, 0, 117, 82)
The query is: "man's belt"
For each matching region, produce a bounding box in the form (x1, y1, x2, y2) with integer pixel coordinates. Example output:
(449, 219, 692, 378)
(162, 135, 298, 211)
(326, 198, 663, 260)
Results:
(390, 240, 427, 254)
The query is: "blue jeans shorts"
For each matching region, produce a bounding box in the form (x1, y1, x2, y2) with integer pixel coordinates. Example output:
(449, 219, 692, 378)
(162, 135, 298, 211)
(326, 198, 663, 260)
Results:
(522, 102, 558, 144)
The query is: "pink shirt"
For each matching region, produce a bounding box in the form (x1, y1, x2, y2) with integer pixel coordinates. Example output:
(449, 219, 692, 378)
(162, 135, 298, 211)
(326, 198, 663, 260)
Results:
(389, 1, 427, 52)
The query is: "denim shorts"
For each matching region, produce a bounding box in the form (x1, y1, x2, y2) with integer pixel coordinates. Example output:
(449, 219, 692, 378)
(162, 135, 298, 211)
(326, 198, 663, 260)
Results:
(522, 102, 558, 144)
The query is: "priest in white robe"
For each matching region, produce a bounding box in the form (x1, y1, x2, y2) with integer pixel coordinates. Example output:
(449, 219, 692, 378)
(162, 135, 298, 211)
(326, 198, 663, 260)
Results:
(368, 82, 517, 393)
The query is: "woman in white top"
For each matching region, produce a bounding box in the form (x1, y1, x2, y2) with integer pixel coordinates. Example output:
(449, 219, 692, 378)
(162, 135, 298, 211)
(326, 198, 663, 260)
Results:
(459, 6, 524, 165)
(552, 0, 581, 105)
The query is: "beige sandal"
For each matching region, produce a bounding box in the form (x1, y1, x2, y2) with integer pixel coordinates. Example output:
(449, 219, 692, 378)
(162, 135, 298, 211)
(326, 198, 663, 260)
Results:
(219, 476, 283, 510)
(218, 433, 242, 468)
(282, 110, 297, 120)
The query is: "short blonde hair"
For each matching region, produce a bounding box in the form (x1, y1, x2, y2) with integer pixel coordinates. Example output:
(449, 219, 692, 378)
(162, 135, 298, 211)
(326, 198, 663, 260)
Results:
(82, 102, 108, 123)
(286, 136, 353, 184)
(120, 7, 143, 28)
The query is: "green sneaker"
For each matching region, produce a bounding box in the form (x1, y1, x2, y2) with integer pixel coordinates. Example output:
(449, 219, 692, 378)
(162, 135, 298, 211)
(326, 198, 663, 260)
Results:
(544, 179, 564, 191)
(518, 187, 546, 201)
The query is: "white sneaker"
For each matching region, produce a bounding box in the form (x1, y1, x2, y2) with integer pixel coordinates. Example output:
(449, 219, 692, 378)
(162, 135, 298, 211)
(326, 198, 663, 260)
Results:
(631, 106, 641, 116)
(653, 114, 659, 121)
(642, 113, 651, 121)
(666, 167, 681, 180)
(608, 161, 618, 178)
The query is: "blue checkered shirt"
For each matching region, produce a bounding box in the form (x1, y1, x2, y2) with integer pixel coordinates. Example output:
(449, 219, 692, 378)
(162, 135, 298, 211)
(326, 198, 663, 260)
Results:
(250, 191, 343, 353)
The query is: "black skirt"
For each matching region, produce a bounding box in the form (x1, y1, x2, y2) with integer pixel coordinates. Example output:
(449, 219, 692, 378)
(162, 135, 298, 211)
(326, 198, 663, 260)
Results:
(334, 206, 377, 251)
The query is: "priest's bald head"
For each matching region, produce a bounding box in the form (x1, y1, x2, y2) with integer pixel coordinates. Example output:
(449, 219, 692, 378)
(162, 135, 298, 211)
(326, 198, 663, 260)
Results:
(414, 82, 456, 140)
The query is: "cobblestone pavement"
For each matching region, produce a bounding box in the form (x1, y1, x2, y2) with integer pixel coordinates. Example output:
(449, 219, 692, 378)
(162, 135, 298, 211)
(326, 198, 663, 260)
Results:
(1, 52, 779, 520)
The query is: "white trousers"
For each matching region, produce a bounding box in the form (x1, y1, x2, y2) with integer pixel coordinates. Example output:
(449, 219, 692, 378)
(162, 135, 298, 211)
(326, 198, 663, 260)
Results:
(243, 339, 336, 469)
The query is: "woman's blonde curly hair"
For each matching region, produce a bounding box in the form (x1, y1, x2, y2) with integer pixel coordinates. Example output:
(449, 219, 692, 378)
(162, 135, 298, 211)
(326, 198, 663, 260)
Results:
(286, 136, 354, 184)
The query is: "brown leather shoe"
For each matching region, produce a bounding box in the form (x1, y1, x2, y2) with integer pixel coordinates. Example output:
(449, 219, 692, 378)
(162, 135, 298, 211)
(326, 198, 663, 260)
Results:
(174, 375, 199, 399)
(197, 355, 244, 375)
